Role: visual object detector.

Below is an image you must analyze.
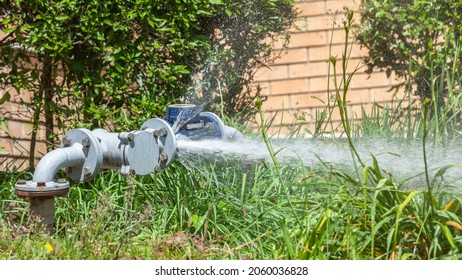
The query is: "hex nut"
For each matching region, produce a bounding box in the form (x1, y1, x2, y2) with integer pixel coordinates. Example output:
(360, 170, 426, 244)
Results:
(83, 166, 92, 176)
(159, 128, 167, 137)
(159, 152, 168, 162)
(82, 137, 91, 147)
(62, 136, 72, 147)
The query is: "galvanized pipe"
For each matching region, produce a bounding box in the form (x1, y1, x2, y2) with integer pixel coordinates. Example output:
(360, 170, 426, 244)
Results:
(32, 144, 85, 183)
(14, 105, 241, 235)
(91, 129, 125, 170)
(30, 197, 55, 234)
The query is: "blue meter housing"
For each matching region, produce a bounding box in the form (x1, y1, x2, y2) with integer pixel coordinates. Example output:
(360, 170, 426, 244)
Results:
(166, 104, 225, 140)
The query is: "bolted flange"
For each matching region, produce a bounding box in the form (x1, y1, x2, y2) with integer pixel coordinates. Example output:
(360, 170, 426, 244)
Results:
(141, 118, 177, 170)
(61, 128, 103, 182)
(15, 179, 70, 235)
(15, 179, 70, 197)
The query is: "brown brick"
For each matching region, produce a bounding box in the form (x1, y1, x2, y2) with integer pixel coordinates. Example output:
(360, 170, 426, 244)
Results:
(308, 45, 333, 62)
(254, 65, 289, 82)
(297, 1, 326, 17)
(278, 109, 299, 126)
(331, 58, 367, 75)
(1, 102, 14, 119)
(6, 120, 29, 139)
(294, 17, 309, 32)
(0, 128, 7, 137)
(256, 109, 291, 127)
(290, 109, 320, 130)
(36, 125, 47, 141)
(273, 48, 308, 65)
(262, 95, 291, 111)
(328, 28, 356, 45)
(271, 35, 291, 50)
(290, 92, 329, 108)
(267, 125, 292, 137)
(289, 31, 328, 48)
(369, 87, 401, 103)
(345, 89, 371, 104)
(289, 61, 329, 78)
(325, 0, 359, 14)
(1, 156, 29, 171)
(349, 73, 392, 89)
(288, 63, 309, 79)
(6, 86, 33, 103)
(270, 78, 309, 95)
(255, 81, 271, 96)
(0, 138, 12, 154)
(4, 101, 34, 121)
(8, 139, 28, 156)
(391, 87, 410, 100)
(309, 76, 330, 92)
(307, 14, 335, 31)
(309, 44, 365, 63)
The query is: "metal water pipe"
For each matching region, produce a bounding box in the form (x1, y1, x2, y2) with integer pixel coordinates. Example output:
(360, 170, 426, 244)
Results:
(15, 104, 242, 233)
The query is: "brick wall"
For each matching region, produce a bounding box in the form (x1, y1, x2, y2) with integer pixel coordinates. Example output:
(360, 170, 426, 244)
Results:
(0, 85, 47, 171)
(0, 0, 413, 170)
(0, 37, 47, 171)
(252, 0, 409, 136)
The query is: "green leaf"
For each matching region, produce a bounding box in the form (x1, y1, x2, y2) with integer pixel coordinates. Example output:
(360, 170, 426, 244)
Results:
(281, 219, 294, 259)
(394, 191, 418, 244)
(0, 125, 7, 134)
(197, 10, 212, 16)
(209, 0, 223, 4)
(2, 18, 11, 25)
(56, 15, 69, 21)
(436, 221, 456, 249)
(4, 27, 14, 34)
(0, 92, 11, 105)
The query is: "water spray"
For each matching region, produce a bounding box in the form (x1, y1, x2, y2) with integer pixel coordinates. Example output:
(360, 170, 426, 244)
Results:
(15, 104, 241, 233)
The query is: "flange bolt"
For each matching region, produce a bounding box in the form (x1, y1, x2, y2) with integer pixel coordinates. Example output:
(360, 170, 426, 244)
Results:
(82, 137, 91, 147)
(83, 166, 92, 176)
(159, 152, 168, 162)
(62, 136, 72, 147)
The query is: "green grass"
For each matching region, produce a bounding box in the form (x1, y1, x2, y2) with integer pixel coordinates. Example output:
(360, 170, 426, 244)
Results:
(1, 152, 461, 259)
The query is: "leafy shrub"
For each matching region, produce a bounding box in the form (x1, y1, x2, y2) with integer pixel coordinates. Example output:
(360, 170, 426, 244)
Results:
(0, 0, 296, 167)
(358, 0, 462, 107)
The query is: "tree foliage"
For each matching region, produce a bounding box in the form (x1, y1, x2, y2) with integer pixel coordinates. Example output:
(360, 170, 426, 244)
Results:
(358, 0, 462, 105)
(0, 0, 296, 167)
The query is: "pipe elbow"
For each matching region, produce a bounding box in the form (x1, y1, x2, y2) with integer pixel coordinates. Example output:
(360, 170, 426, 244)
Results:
(33, 144, 86, 183)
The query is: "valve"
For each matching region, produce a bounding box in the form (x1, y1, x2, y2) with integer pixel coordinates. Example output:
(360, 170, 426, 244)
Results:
(14, 103, 243, 233)
(165, 104, 243, 140)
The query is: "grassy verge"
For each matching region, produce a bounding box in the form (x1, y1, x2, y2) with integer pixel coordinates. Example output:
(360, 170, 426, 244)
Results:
(1, 152, 461, 260)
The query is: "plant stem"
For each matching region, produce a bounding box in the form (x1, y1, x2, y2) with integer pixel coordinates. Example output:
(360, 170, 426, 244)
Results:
(255, 98, 301, 227)
(422, 98, 435, 218)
